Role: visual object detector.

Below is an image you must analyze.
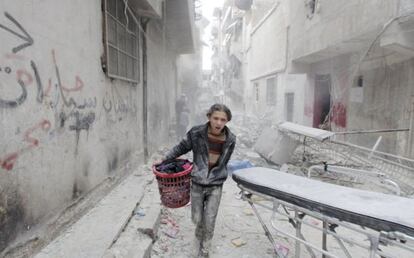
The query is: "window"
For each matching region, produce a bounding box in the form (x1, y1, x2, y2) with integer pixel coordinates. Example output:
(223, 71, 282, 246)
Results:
(306, 0, 317, 19)
(285, 93, 295, 122)
(254, 82, 259, 102)
(104, 0, 140, 83)
(266, 77, 277, 106)
(354, 75, 364, 87)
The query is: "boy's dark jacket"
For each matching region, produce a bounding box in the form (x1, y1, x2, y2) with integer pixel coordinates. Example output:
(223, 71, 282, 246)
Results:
(165, 123, 236, 186)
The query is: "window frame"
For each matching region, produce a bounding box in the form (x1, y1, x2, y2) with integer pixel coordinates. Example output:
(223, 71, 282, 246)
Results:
(103, 0, 140, 83)
(285, 92, 295, 122)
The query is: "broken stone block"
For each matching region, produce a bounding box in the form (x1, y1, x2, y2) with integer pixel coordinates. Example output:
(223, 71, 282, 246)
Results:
(231, 237, 247, 247)
(254, 127, 299, 165)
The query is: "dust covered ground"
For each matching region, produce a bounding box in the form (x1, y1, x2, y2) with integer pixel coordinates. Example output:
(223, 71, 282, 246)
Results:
(150, 115, 413, 258)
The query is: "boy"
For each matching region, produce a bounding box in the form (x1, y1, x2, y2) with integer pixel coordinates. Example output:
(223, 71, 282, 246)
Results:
(164, 103, 236, 257)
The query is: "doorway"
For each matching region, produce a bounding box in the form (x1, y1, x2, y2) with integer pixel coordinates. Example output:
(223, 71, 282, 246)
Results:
(313, 75, 331, 129)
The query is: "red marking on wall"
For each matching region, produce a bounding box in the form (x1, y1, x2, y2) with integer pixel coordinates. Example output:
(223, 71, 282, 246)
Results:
(61, 76, 84, 92)
(44, 78, 52, 97)
(0, 119, 52, 171)
(24, 119, 51, 147)
(51, 49, 84, 93)
(16, 69, 33, 85)
(0, 152, 19, 171)
(5, 53, 26, 61)
(331, 102, 347, 128)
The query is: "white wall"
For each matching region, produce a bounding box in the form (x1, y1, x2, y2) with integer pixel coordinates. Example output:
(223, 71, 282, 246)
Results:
(289, 0, 398, 62)
(248, 2, 288, 80)
(277, 74, 308, 124)
(0, 0, 182, 250)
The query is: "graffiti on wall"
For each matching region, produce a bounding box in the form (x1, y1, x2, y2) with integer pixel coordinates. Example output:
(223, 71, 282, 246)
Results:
(331, 102, 347, 128)
(0, 12, 98, 171)
(0, 12, 33, 53)
(103, 86, 137, 115)
(0, 11, 138, 171)
(0, 119, 51, 171)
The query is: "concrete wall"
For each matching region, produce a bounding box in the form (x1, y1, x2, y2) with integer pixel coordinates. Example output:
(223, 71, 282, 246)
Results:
(276, 74, 308, 124)
(239, 0, 414, 156)
(249, 2, 287, 79)
(285, 0, 414, 155)
(347, 58, 414, 154)
(244, 1, 288, 117)
(289, 0, 398, 63)
(0, 0, 184, 250)
(146, 19, 178, 154)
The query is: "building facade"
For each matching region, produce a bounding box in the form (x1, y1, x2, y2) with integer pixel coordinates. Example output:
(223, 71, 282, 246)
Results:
(0, 0, 196, 251)
(219, 0, 414, 157)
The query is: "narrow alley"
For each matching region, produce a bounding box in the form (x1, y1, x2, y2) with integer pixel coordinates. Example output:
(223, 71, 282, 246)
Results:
(2, 0, 414, 258)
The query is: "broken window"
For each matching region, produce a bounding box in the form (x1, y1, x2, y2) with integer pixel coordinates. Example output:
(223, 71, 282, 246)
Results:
(103, 0, 140, 83)
(266, 77, 277, 106)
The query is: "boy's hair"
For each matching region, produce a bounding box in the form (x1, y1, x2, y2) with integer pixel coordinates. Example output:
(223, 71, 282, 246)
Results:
(206, 104, 232, 121)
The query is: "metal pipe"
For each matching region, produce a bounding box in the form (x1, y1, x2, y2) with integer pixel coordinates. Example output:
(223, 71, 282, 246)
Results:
(334, 128, 409, 135)
(307, 165, 401, 195)
(294, 211, 301, 258)
(270, 204, 371, 250)
(331, 234, 353, 258)
(331, 139, 414, 165)
(322, 221, 328, 258)
(141, 18, 150, 162)
(270, 221, 341, 258)
(245, 188, 400, 258)
(369, 136, 383, 159)
(246, 199, 285, 258)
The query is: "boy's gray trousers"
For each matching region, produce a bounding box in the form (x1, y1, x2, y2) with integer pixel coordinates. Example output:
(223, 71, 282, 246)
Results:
(191, 182, 223, 248)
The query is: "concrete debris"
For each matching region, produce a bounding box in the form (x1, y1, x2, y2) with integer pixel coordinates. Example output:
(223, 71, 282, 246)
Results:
(280, 164, 289, 172)
(254, 127, 299, 166)
(133, 207, 146, 218)
(163, 227, 179, 239)
(242, 209, 254, 216)
(231, 237, 247, 247)
(274, 243, 289, 257)
(266, 244, 290, 257)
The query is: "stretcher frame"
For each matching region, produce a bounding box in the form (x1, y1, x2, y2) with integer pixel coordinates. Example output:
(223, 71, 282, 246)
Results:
(238, 185, 414, 258)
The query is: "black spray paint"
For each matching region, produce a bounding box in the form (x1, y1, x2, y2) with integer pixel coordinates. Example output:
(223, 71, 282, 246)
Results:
(0, 12, 34, 53)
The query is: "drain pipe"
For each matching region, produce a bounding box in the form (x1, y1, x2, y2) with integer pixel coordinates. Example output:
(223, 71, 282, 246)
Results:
(141, 17, 150, 162)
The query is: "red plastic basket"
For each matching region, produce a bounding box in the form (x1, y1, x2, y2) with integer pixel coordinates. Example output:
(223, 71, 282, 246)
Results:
(152, 160, 193, 208)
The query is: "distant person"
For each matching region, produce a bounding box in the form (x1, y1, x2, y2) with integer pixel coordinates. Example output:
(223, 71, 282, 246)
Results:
(177, 107, 190, 139)
(164, 104, 236, 258)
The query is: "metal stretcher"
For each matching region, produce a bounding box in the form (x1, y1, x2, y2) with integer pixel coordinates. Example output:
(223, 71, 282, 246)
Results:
(233, 167, 414, 258)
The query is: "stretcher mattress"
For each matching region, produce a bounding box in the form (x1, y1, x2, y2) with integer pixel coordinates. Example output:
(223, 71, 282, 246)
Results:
(232, 167, 414, 237)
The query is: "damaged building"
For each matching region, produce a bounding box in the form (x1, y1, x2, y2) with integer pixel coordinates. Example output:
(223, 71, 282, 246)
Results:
(0, 0, 198, 252)
(214, 0, 414, 158)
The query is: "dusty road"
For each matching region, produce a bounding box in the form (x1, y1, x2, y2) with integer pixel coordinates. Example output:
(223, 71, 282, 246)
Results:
(151, 178, 283, 258)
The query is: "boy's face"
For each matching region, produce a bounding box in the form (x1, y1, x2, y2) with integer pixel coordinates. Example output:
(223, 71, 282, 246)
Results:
(208, 111, 228, 134)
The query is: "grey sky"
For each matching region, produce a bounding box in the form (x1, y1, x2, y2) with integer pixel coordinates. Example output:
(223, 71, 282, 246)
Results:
(202, 0, 223, 70)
